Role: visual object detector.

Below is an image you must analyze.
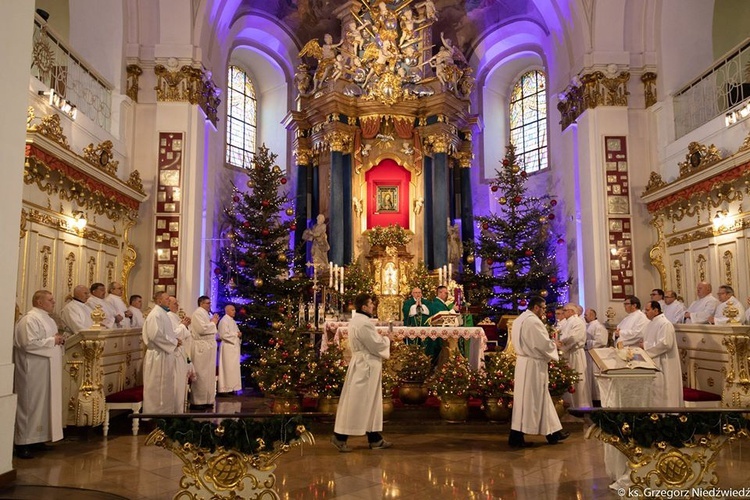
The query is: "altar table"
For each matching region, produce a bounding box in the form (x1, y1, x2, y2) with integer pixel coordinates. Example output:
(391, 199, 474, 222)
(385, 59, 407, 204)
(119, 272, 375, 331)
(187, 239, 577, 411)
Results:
(321, 325, 487, 370)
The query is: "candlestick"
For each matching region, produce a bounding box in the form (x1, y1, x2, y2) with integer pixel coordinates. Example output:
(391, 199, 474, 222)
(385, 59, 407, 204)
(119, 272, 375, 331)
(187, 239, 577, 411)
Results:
(448, 263, 452, 279)
(340, 266, 344, 293)
(329, 263, 334, 288)
(438, 267, 443, 285)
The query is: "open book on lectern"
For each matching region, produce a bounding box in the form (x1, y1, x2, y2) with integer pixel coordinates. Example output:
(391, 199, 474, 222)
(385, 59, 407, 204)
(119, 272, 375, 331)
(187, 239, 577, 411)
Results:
(590, 347, 660, 374)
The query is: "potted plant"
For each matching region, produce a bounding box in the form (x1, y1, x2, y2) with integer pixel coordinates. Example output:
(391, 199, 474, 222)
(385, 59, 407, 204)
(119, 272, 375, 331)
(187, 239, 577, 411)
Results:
(392, 343, 432, 405)
(306, 341, 348, 414)
(381, 345, 401, 420)
(427, 351, 478, 422)
(479, 352, 515, 422)
(547, 357, 581, 417)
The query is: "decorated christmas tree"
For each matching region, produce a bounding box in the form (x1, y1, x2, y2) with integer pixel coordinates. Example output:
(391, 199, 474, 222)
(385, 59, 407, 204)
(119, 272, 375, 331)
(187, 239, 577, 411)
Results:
(405, 261, 438, 300)
(252, 321, 314, 397)
(475, 143, 569, 316)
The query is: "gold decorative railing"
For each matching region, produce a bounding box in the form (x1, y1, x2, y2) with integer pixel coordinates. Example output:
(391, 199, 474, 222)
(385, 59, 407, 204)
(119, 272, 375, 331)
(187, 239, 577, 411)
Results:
(31, 15, 113, 131)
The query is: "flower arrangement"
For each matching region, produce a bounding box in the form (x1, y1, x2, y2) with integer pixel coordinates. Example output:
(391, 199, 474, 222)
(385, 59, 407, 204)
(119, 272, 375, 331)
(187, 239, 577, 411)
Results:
(391, 343, 432, 383)
(427, 351, 478, 399)
(306, 342, 348, 398)
(479, 352, 515, 398)
(547, 357, 581, 398)
(367, 224, 413, 248)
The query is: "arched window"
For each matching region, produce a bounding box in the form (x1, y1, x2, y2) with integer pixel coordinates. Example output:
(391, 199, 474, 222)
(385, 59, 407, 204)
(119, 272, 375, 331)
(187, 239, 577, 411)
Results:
(509, 70, 547, 173)
(226, 65, 257, 169)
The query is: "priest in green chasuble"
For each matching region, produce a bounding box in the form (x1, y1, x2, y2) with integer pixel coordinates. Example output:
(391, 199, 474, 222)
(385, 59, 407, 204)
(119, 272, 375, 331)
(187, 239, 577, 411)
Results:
(402, 288, 431, 327)
(425, 285, 460, 364)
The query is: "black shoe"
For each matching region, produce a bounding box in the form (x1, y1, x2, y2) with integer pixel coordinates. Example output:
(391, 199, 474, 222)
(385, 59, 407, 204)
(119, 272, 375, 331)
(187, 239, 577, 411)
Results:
(30, 443, 54, 452)
(14, 446, 33, 459)
(509, 441, 535, 449)
(546, 430, 570, 444)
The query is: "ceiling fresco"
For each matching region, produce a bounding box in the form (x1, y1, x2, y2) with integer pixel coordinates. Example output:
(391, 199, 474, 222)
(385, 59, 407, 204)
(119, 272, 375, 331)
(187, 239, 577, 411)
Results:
(239, 0, 544, 59)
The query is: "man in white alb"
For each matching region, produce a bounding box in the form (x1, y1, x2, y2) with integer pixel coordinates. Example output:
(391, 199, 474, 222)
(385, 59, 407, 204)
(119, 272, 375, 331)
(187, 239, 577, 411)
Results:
(641, 301, 683, 407)
(662, 290, 686, 324)
(614, 295, 649, 347)
(142, 291, 182, 414)
(87, 283, 120, 329)
(584, 308, 608, 403)
(105, 282, 133, 327)
(14, 290, 65, 459)
(683, 282, 719, 324)
(218, 304, 242, 395)
(128, 294, 145, 328)
(167, 296, 193, 411)
(556, 303, 590, 408)
(61, 285, 93, 334)
(190, 295, 219, 409)
(711, 285, 745, 324)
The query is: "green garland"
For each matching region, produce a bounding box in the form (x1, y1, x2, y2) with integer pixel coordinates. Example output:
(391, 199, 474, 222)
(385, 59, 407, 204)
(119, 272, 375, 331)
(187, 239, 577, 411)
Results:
(590, 411, 750, 448)
(368, 224, 413, 248)
(155, 415, 309, 454)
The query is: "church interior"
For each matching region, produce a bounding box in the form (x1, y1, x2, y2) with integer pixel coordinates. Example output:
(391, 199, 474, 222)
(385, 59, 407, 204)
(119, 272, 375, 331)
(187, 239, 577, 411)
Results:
(3, 0, 750, 498)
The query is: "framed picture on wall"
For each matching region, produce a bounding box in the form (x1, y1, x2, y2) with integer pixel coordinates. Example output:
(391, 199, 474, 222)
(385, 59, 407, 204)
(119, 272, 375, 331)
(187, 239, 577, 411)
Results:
(376, 186, 398, 212)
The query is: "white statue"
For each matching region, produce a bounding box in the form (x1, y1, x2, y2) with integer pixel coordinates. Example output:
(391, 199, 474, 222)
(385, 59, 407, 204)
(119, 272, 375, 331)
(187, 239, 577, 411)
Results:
(302, 214, 330, 269)
(447, 220, 462, 267)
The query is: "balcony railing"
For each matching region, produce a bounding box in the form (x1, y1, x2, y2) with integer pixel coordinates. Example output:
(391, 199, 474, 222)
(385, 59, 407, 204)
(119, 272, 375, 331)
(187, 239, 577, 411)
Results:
(673, 38, 750, 138)
(31, 15, 112, 131)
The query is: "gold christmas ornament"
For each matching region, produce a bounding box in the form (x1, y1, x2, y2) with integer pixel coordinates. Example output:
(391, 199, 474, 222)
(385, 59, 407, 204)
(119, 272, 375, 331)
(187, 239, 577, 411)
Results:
(254, 277, 264, 287)
(285, 208, 294, 216)
(271, 321, 283, 330)
(214, 425, 225, 437)
(278, 254, 288, 263)
(499, 197, 507, 205)
(505, 259, 514, 269)
(272, 165, 282, 174)
(466, 254, 475, 263)
(540, 290, 549, 297)
(246, 180, 255, 188)
(511, 165, 520, 173)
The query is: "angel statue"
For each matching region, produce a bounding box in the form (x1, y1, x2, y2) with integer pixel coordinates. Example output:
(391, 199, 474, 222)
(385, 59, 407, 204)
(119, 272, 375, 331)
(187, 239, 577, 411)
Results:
(299, 33, 343, 92)
(302, 214, 330, 269)
(447, 220, 463, 268)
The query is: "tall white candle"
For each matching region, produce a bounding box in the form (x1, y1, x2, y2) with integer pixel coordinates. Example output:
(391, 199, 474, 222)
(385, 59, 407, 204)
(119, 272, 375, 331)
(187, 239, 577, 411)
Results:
(438, 268, 443, 285)
(340, 266, 344, 294)
(329, 264, 334, 288)
(448, 263, 453, 279)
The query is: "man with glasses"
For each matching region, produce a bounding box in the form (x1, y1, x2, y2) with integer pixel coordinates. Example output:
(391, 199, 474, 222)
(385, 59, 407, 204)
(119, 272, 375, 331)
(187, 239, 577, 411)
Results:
(556, 303, 590, 408)
(683, 282, 719, 324)
(509, 296, 569, 448)
(650, 289, 666, 310)
(189, 295, 219, 410)
(614, 295, 649, 347)
(712, 285, 745, 324)
(662, 290, 685, 324)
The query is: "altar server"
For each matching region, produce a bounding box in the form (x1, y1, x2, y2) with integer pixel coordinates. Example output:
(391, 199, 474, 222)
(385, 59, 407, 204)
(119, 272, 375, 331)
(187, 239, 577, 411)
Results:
(128, 294, 145, 328)
(332, 293, 392, 452)
(662, 290, 686, 324)
(683, 282, 719, 324)
(189, 295, 219, 409)
(142, 291, 181, 414)
(584, 308, 608, 402)
(509, 296, 568, 448)
(167, 296, 193, 411)
(87, 282, 120, 329)
(614, 295, 649, 347)
(218, 304, 242, 394)
(556, 303, 590, 408)
(712, 285, 744, 324)
(14, 290, 65, 459)
(105, 282, 133, 326)
(642, 301, 683, 407)
(61, 285, 93, 333)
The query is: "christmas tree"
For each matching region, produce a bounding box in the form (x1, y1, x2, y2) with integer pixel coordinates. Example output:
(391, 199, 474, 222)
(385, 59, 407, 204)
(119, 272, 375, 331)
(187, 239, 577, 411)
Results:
(215, 144, 310, 389)
(475, 143, 569, 316)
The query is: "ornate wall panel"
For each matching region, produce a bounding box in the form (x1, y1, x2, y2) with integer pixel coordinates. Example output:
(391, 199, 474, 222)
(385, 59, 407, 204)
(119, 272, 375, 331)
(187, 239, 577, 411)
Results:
(604, 136, 634, 299)
(152, 133, 183, 298)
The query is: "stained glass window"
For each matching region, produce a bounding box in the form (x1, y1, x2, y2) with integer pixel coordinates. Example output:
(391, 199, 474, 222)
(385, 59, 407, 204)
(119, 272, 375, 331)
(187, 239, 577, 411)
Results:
(226, 66, 257, 169)
(509, 70, 547, 173)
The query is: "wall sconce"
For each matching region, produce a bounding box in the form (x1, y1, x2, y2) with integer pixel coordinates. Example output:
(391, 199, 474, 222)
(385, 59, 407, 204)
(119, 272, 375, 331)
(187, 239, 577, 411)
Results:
(72, 210, 87, 232)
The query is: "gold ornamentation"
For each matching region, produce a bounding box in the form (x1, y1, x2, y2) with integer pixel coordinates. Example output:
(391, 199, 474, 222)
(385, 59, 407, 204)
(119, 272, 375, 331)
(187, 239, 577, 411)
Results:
(28, 112, 71, 149)
(423, 133, 452, 155)
(87, 257, 96, 289)
(32, 25, 55, 81)
(673, 260, 683, 298)
(83, 140, 119, 176)
(666, 229, 713, 247)
(696, 254, 707, 283)
(641, 72, 657, 108)
(322, 131, 352, 153)
(145, 427, 314, 498)
(558, 70, 630, 131)
(294, 147, 313, 166)
(90, 305, 106, 328)
(643, 171, 667, 195)
(20, 209, 27, 239)
(122, 221, 137, 300)
(106, 261, 115, 288)
(721, 336, 750, 406)
(649, 215, 667, 289)
(126, 170, 145, 194)
(66, 252, 75, 296)
(126, 64, 142, 102)
(678, 142, 723, 177)
(40, 245, 51, 288)
(454, 151, 473, 168)
(22, 208, 118, 247)
(154, 62, 202, 102)
(738, 131, 750, 153)
(723, 250, 733, 287)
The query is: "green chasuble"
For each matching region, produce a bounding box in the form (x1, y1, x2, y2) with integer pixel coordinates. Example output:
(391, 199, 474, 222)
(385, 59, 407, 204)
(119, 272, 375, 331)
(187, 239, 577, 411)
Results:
(402, 297, 431, 327)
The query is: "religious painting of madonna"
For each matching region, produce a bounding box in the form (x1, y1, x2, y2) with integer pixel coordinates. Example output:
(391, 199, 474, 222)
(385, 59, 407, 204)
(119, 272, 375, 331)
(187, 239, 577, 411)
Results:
(376, 186, 398, 212)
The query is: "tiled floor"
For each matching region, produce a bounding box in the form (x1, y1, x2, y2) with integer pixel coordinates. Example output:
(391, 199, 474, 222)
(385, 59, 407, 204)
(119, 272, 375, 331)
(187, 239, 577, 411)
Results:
(7, 397, 750, 499)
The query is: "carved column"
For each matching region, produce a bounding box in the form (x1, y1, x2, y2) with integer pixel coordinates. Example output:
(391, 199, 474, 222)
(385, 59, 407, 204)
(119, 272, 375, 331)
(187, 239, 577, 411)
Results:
(76, 339, 106, 426)
(721, 335, 750, 408)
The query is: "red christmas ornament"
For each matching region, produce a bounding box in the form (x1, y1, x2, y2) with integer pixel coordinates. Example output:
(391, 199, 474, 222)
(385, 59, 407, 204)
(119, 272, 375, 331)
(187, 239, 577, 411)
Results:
(240, 307, 247, 315)
(524, 249, 533, 257)
(491, 185, 498, 192)
(269, 338, 275, 345)
(482, 222, 489, 230)
(513, 196, 522, 204)
(550, 199, 558, 207)
(233, 195, 240, 203)
(521, 171, 528, 178)
(557, 238, 565, 245)
(243, 221, 251, 228)
(546, 311, 554, 319)
(214, 268, 222, 275)
(239, 259, 247, 267)
(280, 177, 287, 184)
(262, 228, 270, 236)
(259, 252, 267, 259)
(519, 299, 527, 307)
(502, 159, 509, 166)
(290, 223, 297, 230)
(486, 258, 494, 265)
(261, 200, 270, 207)
(548, 213, 556, 220)
(550, 276, 558, 284)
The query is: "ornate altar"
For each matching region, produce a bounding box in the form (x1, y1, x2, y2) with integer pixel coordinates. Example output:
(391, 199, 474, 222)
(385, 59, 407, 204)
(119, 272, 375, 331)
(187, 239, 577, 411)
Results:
(288, 0, 477, 270)
(369, 243, 413, 321)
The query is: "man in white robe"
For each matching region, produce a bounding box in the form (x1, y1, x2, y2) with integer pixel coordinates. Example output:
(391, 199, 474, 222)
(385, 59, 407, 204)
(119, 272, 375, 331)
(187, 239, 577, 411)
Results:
(662, 290, 686, 324)
(218, 304, 242, 394)
(584, 308, 608, 402)
(142, 291, 182, 414)
(14, 290, 65, 459)
(189, 295, 219, 409)
(128, 294, 145, 328)
(61, 285, 93, 334)
(509, 296, 568, 447)
(167, 296, 193, 412)
(87, 282, 121, 329)
(556, 303, 590, 408)
(332, 293, 392, 452)
(641, 301, 683, 407)
(683, 282, 719, 324)
(614, 295, 649, 347)
(105, 282, 133, 327)
(712, 285, 745, 324)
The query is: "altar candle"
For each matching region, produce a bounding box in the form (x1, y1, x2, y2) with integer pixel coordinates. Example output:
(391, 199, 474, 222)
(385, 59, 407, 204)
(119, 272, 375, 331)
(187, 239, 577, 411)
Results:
(438, 267, 443, 285)
(448, 263, 453, 279)
(329, 263, 334, 288)
(339, 266, 344, 293)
